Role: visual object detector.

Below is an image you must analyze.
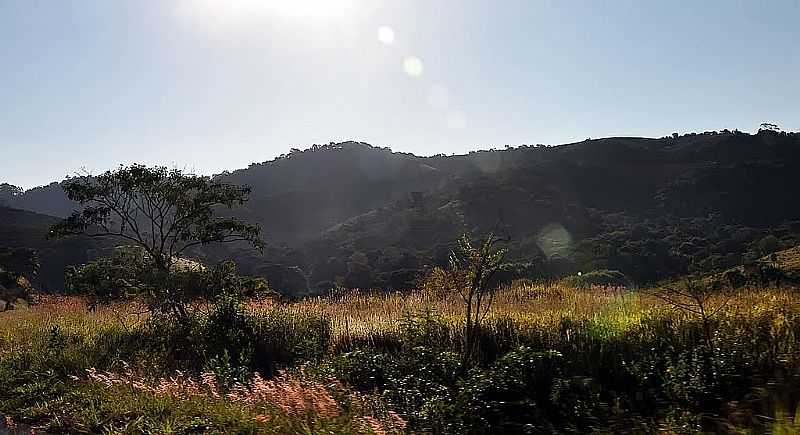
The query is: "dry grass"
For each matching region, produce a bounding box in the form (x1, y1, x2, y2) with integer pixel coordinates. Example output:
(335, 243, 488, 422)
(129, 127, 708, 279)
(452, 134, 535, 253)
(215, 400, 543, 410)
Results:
(5, 284, 798, 355)
(247, 282, 799, 350)
(0, 296, 148, 356)
(1, 283, 799, 433)
(84, 366, 406, 434)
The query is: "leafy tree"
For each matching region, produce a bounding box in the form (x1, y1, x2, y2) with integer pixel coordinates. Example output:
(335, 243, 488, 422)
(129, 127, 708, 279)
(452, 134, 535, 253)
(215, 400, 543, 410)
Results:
(50, 165, 263, 318)
(443, 233, 507, 366)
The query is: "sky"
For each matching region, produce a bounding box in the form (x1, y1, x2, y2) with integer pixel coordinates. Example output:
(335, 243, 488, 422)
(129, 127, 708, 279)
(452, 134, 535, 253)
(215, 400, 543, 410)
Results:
(1, 0, 799, 188)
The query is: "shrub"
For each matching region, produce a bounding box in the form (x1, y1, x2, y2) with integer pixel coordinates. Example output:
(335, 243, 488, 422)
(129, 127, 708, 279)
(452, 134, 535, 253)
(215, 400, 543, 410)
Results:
(67, 252, 272, 316)
(457, 347, 606, 433)
(324, 347, 462, 432)
(200, 290, 255, 386)
(248, 309, 332, 376)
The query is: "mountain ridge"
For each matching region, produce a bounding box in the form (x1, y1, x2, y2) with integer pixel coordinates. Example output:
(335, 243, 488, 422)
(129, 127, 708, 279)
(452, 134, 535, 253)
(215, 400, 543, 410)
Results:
(2, 130, 800, 295)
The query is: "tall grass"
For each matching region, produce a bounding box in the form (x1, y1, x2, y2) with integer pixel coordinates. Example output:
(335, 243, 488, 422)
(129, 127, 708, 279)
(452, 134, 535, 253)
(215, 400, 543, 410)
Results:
(1, 283, 799, 433)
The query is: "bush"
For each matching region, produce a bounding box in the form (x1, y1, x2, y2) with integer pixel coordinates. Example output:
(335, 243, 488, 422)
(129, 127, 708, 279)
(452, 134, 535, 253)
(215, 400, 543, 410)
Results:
(200, 291, 255, 386)
(458, 347, 606, 433)
(249, 309, 332, 376)
(67, 251, 272, 316)
(324, 347, 462, 432)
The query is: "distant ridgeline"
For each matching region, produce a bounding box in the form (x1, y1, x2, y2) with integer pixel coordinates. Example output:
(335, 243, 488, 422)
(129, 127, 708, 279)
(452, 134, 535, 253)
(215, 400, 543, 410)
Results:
(2, 129, 800, 296)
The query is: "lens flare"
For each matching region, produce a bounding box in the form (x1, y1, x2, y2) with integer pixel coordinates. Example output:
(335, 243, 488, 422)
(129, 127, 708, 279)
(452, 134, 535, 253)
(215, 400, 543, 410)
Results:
(536, 223, 573, 259)
(403, 57, 424, 77)
(377, 26, 395, 44)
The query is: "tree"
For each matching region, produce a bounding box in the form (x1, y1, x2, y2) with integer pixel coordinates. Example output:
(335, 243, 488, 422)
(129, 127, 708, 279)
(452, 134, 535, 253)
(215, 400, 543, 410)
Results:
(643, 280, 731, 403)
(443, 233, 507, 367)
(50, 165, 263, 318)
(0, 183, 23, 207)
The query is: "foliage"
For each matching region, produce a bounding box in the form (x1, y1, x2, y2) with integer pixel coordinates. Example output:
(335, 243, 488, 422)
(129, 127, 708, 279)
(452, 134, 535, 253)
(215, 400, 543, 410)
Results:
(65, 248, 272, 318)
(0, 183, 23, 207)
(2, 275, 800, 433)
(51, 165, 263, 269)
(6, 134, 800, 294)
(0, 248, 38, 310)
(442, 233, 507, 366)
(49, 164, 263, 318)
(64, 245, 152, 302)
(458, 347, 605, 433)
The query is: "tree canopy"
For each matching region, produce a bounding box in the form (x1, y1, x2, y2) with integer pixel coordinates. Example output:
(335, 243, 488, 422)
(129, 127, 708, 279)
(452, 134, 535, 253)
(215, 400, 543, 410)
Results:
(0, 183, 23, 207)
(50, 164, 263, 271)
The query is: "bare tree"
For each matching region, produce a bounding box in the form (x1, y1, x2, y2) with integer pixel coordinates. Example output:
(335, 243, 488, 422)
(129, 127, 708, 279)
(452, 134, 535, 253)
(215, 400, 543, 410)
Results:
(645, 280, 729, 348)
(643, 280, 732, 393)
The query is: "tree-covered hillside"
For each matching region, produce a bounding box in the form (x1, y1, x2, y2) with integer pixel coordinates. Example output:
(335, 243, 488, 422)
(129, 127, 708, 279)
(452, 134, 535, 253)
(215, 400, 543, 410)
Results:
(2, 130, 800, 295)
(0, 207, 99, 291)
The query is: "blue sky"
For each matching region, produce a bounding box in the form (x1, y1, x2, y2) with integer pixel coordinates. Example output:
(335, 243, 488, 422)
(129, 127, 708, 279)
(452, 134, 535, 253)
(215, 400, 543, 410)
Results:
(2, 0, 798, 188)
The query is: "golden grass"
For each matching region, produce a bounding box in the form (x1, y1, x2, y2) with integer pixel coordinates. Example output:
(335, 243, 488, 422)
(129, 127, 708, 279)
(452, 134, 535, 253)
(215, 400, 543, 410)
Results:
(3, 284, 798, 356)
(2, 284, 798, 434)
(0, 295, 147, 361)
(249, 283, 800, 349)
(84, 366, 406, 434)
(774, 245, 800, 272)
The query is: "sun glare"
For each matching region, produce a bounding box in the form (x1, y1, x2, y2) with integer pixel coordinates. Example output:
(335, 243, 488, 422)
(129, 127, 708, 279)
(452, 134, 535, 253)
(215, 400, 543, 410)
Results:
(177, 0, 357, 35)
(262, 0, 356, 20)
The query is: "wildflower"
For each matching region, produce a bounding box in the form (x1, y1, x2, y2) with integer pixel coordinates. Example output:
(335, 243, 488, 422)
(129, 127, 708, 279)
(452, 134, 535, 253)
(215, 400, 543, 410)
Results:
(388, 411, 407, 430)
(359, 416, 386, 435)
(82, 366, 406, 432)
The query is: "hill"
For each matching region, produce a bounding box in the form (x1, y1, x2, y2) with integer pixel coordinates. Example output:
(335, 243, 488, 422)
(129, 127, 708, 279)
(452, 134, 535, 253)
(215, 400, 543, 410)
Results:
(0, 207, 99, 291)
(291, 131, 800, 293)
(3, 130, 800, 295)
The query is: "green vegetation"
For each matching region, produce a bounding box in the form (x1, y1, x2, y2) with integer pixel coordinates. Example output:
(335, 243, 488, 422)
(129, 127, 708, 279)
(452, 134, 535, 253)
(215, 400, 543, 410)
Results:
(1, 135, 800, 433)
(0, 247, 38, 310)
(2, 270, 800, 433)
(50, 165, 263, 321)
(4, 131, 800, 296)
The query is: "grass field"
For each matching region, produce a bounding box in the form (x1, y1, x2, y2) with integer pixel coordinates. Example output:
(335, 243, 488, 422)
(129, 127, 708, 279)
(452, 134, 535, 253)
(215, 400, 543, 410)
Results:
(1, 283, 799, 433)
